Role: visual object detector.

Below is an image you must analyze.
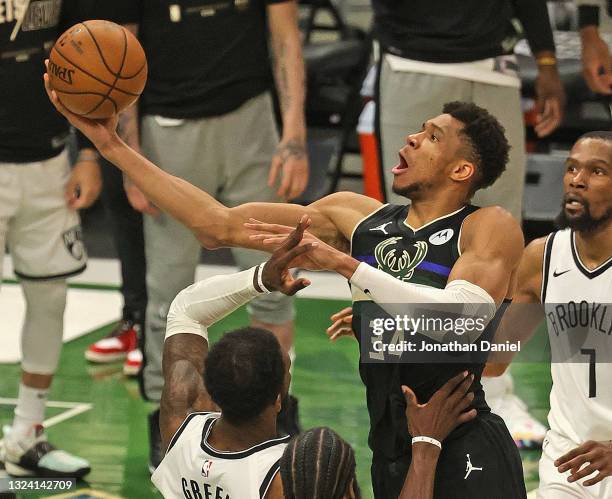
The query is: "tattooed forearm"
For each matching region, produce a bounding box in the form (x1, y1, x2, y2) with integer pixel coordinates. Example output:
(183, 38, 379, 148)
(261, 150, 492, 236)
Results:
(268, 4, 306, 140)
(273, 40, 291, 114)
(160, 334, 211, 448)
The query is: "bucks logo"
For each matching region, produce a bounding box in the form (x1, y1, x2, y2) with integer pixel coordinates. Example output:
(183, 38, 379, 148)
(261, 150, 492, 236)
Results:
(374, 237, 428, 281)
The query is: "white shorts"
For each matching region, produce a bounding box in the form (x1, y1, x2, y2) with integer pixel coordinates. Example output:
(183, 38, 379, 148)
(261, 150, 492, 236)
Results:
(0, 150, 87, 281)
(537, 430, 612, 498)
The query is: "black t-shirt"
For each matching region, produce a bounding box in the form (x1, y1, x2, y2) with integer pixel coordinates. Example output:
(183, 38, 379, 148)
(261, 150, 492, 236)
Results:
(116, 0, 286, 119)
(372, 0, 520, 63)
(0, 0, 132, 163)
(351, 204, 497, 460)
(0, 0, 74, 162)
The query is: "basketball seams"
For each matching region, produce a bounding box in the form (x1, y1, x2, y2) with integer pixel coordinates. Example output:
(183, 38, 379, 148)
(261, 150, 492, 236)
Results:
(82, 26, 129, 117)
(117, 60, 147, 80)
(51, 46, 141, 97)
(81, 21, 122, 78)
(55, 89, 118, 115)
(49, 20, 147, 118)
(82, 21, 146, 81)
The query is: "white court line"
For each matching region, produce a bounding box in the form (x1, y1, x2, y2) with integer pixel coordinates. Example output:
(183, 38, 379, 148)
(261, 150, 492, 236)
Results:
(2, 256, 352, 300)
(0, 398, 92, 429)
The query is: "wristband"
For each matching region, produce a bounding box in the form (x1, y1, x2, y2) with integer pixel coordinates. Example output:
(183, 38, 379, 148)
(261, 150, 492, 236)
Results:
(536, 56, 557, 67)
(412, 436, 442, 449)
(257, 263, 271, 294)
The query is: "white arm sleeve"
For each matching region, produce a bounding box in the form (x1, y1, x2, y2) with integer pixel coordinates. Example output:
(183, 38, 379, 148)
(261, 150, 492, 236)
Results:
(165, 265, 268, 342)
(350, 262, 497, 340)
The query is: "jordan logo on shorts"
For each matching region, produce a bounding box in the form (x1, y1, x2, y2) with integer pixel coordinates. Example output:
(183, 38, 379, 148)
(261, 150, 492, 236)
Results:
(464, 454, 483, 479)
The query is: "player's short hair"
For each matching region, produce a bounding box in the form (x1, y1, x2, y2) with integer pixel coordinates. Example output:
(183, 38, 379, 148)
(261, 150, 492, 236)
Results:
(280, 427, 361, 499)
(578, 131, 612, 144)
(204, 327, 284, 424)
(443, 101, 510, 193)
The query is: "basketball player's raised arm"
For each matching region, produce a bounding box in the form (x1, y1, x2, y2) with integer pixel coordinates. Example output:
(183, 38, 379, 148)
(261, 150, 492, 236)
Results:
(44, 73, 381, 250)
(160, 222, 314, 449)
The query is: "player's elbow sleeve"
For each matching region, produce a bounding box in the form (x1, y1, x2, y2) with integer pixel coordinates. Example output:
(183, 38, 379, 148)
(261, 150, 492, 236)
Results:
(165, 292, 209, 342)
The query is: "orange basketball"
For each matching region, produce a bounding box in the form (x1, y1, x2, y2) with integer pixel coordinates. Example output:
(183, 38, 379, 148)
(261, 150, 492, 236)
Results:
(48, 20, 147, 119)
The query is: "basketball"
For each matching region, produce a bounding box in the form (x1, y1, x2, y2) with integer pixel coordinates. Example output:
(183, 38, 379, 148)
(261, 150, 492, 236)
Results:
(48, 20, 147, 119)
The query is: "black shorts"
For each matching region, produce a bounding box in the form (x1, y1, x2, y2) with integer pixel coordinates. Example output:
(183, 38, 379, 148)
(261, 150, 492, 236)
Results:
(371, 412, 526, 499)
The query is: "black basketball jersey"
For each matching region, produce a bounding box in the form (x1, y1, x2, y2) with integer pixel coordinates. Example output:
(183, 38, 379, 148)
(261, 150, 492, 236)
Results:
(351, 203, 495, 461)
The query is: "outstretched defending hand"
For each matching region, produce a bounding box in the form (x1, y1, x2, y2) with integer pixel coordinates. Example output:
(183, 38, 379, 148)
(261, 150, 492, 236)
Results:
(403, 371, 477, 443)
(43, 60, 120, 152)
(260, 215, 315, 296)
(247, 216, 344, 271)
(326, 307, 356, 342)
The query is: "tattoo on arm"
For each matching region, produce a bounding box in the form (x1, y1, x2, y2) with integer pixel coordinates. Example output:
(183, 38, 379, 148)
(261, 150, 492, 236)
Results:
(160, 334, 211, 450)
(273, 40, 291, 114)
(275, 138, 306, 162)
(270, 16, 306, 145)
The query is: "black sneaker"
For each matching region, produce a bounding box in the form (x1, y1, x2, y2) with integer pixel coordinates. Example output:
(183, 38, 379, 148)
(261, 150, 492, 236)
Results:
(277, 395, 301, 437)
(148, 409, 162, 474)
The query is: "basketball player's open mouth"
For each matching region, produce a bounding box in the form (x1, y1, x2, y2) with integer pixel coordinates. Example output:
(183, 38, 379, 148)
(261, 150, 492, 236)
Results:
(565, 194, 584, 211)
(392, 154, 410, 175)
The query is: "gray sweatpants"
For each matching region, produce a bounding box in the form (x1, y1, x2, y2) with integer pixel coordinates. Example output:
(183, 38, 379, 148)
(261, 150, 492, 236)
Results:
(140, 92, 294, 401)
(379, 58, 526, 221)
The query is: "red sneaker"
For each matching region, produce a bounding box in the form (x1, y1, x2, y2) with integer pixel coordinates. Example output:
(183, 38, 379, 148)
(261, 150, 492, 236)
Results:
(123, 348, 143, 377)
(85, 320, 140, 363)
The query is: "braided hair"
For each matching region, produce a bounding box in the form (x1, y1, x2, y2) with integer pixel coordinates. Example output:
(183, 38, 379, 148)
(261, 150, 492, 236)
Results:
(280, 427, 361, 499)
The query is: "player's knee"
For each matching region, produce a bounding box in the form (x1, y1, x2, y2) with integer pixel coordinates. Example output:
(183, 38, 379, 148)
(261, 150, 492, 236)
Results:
(247, 292, 295, 325)
(21, 279, 67, 317)
(20, 279, 67, 375)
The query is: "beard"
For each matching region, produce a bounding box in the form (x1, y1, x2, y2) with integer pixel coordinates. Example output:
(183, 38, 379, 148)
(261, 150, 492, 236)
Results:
(392, 180, 433, 200)
(555, 197, 612, 233)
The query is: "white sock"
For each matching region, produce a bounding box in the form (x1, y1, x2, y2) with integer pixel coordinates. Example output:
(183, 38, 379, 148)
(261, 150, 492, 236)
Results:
(9, 383, 48, 443)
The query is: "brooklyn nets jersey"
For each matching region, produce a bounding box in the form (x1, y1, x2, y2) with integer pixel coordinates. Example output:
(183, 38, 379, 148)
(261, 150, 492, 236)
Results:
(152, 412, 290, 499)
(351, 203, 501, 460)
(542, 229, 612, 444)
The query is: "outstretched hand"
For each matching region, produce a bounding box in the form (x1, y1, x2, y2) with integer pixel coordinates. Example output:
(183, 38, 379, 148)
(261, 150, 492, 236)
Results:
(326, 307, 356, 342)
(259, 215, 315, 296)
(246, 217, 342, 271)
(43, 60, 120, 152)
(403, 371, 477, 443)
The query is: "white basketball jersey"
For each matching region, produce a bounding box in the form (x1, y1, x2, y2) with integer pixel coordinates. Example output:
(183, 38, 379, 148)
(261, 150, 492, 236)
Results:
(152, 412, 290, 499)
(542, 229, 612, 444)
